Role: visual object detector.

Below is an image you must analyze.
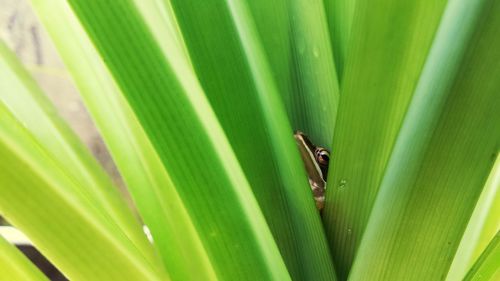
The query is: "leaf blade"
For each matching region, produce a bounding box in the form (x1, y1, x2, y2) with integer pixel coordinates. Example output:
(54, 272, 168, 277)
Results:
(0, 103, 165, 280)
(446, 155, 500, 281)
(59, 0, 291, 279)
(349, 0, 500, 279)
(168, 0, 337, 279)
(464, 232, 500, 281)
(28, 0, 217, 279)
(323, 0, 448, 277)
(0, 234, 49, 281)
(0, 41, 155, 265)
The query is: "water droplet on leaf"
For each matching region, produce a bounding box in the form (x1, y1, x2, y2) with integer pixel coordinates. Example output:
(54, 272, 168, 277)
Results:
(339, 179, 347, 189)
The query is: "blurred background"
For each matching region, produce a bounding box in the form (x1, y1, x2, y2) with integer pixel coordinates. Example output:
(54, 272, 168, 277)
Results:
(0, 0, 120, 185)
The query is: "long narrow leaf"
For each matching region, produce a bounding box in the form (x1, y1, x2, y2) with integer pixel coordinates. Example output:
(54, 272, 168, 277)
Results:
(28, 1, 216, 279)
(322, 0, 448, 277)
(447, 155, 500, 280)
(349, 0, 500, 279)
(55, 0, 290, 279)
(0, 41, 155, 265)
(0, 235, 48, 281)
(464, 232, 500, 281)
(244, 1, 291, 104)
(323, 0, 356, 78)
(247, 0, 339, 147)
(131, 0, 192, 66)
(168, 0, 336, 279)
(287, 0, 339, 147)
(0, 103, 165, 280)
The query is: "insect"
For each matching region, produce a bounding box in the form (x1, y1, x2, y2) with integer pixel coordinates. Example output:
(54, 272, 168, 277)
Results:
(294, 131, 330, 211)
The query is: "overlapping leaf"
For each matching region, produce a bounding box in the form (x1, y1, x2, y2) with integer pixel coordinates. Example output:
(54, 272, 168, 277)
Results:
(323, 0, 449, 277)
(167, 0, 336, 279)
(41, 0, 290, 279)
(0, 0, 497, 280)
(447, 155, 500, 280)
(349, 0, 500, 279)
(0, 42, 167, 280)
(28, 1, 215, 279)
(323, 0, 356, 78)
(463, 232, 500, 281)
(0, 235, 48, 281)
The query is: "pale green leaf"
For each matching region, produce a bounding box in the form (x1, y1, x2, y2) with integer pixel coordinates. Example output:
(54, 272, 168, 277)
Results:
(447, 155, 500, 281)
(57, 0, 291, 279)
(0, 41, 156, 266)
(464, 232, 500, 281)
(0, 100, 165, 280)
(0, 235, 48, 281)
(28, 1, 216, 279)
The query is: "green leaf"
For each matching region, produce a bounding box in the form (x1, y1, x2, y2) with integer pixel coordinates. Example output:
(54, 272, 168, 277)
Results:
(0, 41, 155, 266)
(247, 0, 339, 147)
(471, 169, 500, 268)
(244, 1, 291, 99)
(0, 92, 165, 281)
(322, 0, 448, 277)
(168, 0, 336, 279)
(287, 0, 339, 147)
(45, 0, 291, 279)
(131, 0, 192, 64)
(0, 235, 48, 281)
(447, 155, 500, 280)
(464, 232, 500, 281)
(28, 1, 216, 279)
(0, 41, 167, 280)
(323, 0, 356, 78)
(347, 0, 500, 279)
(5, 0, 497, 280)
